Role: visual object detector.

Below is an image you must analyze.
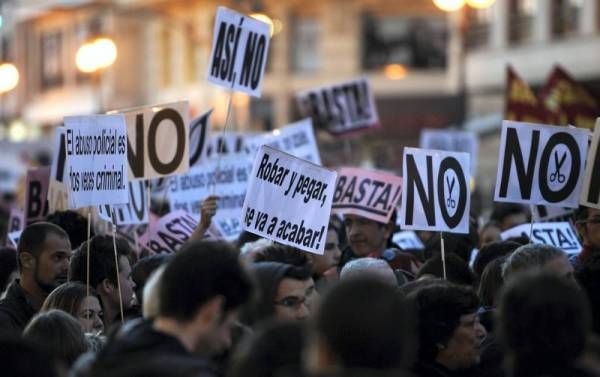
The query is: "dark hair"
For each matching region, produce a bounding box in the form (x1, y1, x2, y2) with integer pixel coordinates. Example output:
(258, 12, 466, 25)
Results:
(158, 240, 252, 322)
(0, 337, 57, 377)
(473, 240, 520, 279)
(498, 271, 590, 368)
(254, 244, 313, 279)
(477, 256, 506, 309)
(313, 277, 414, 369)
(0, 247, 17, 292)
(576, 253, 600, 335)
(23, 309, 88, 368)
(46, 210, 94, 250)
(131, 254, 172, 308)
(236, 231, 261, 249)
(407, 281, 479, 362)
(417, 253, 474, 286)
(41, 282, 99, 317)
(69, 234, 132, 287)
(17, 222, 68, 270)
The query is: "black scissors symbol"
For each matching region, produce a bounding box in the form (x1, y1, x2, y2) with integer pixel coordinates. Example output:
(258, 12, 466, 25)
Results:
(550, 151, 566, 183)
(446, 176, 456, 209)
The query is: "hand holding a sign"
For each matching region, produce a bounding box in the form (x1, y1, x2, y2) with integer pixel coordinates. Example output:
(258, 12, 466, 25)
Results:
(191, 195, 219, 241)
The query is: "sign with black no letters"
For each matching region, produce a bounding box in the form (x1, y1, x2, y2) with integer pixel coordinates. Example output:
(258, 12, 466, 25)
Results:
(400, 147, 471, 234)
(494, 121, 589, 208)
(580, 119, 600, 209)
(207, 6, 270, 97)
(48, 127, 69, 213)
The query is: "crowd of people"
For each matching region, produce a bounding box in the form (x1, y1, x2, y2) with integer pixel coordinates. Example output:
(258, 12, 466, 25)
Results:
(0, 198, 599, 377)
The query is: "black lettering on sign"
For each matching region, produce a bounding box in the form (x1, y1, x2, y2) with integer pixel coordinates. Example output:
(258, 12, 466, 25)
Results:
(127, 114, 145, 178)
(538, 132, 580, 203)
(586, 133, 600, 205)
(148, 108, 186, 175)
(239, 32, 266, 90)
(130, 181, 146, 222)
(499, 128, 540, 200)
(26, 181, 48, 222)
(210, 18, 244, 85)
(437, 157, 467, 229)
(189, 111, 212, 166)
(405, 155, 435, 226)
(56, 134, 66, 182)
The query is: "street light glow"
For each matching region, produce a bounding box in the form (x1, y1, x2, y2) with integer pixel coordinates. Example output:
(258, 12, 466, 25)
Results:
(433, 0, 465, 12)
(76, 37, 117, 73)
(0, 63, 19, 94)
(466, 0, 496, 8)
(384, 64, 408, 80)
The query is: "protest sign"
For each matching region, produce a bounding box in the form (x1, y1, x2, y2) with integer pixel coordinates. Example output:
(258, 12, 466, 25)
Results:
(204, 132, 249, 160)
(64, 114, 129, 208)
(332, 167, 402, 224)
(420, 129, 478, 176)
(242, 146, 337, 254)
(296, 77, 379, 135)
(169, 156, 251, 241)
(501, 221, 582, 254)
(116, 101, 189, 180)
(25, 167, 50, 224)
(494, 120, 589, 208)
(580, 120, 600, 209)
(8, 230, 22, 248)
(245, 118, 321, 165)
(7, 208, 24, 246)
(207, 6, 270, 97)
(392, 231, 425, 250)
(98, 180, 149, 225)
(48, 127, 69, 213)
(400, 148, 471, 234)
(189, 109, 213, 167)
(145, 210, 200, 254)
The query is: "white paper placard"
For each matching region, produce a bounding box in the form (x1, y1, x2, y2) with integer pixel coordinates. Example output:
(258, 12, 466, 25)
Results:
(420, 129, 479, 176)
(500, 221, 582, 254)
(580, 119, 600, 209)
(392, 231, 425, 250)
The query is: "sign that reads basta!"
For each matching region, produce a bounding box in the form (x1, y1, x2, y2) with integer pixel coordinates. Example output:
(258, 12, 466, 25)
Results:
(145, 210, 200, 254)
(207, 6, 270, 97)
(399, 147, 471, 234)
(501, 222, 582, 254)
(494, 120, 589, 208)
(242, 145, 337, 255)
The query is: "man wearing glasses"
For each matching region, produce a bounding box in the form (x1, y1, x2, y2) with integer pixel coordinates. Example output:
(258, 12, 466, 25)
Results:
(574, 206, 600, 267)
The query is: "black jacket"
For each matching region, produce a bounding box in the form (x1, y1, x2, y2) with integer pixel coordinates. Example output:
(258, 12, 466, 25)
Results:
(89, 319, 217, 377)
(0, 280, 37, 335)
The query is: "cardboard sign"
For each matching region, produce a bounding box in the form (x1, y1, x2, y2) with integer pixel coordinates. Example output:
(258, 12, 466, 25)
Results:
(580, 120, 600, 209)
(494, 121, 589, 208)
(332, 167, 402, 224)
(64, 114, 129, 208)
(245, 118, 321, 165)
(145, 210, 200, 254)
(241, 146, 337, 254)
(420, 129, 479, 176)
(25, 167, 50, 224)
(207, 6, 270, 97)
(169, 156, 251, 241)
(296, 77, 379, 135)
(48, 127, 70, 213)
(189, 109, 213, 167)
(98, 180, 149, 225)
(116, 101, 190, 180)
(400, 148, 471, 234)
(500, 221, 582, 254)
(392, 231, 425, 250)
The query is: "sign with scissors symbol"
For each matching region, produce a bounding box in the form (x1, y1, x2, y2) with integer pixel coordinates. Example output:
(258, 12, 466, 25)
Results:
(446, 176, 456, 209)
(550, 151, 566, 183)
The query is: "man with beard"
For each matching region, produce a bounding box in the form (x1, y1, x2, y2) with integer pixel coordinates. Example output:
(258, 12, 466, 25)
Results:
(0, 222, 71, 335)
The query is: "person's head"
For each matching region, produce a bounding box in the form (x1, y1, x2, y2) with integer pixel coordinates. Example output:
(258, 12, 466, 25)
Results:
(69, 234, 136, 324)
(311, 224, 342, 276)
(305, 277, 414, 373)
(407, 281, 486, 371)
(472, 240, 520, 280)
(477, 256, 506, 309)
(0, 247, 18, 295)
(343, 214, 393, 257)
(576, 253, 600, 335)
(417, 253, 474, 286)
(340, 257, 397, 286)
(502, 243, 574, 282)
(490, 203, 530, 231)
(575, 205, 600, 249)
(478, 221, 502, 249)
(18, 222, 71, 294)
(23, 309, 88, 369)
(158, 240, 253, 355)
(131, 254, 171, 309)
(498, 271, 590, 369)
(41, 282, 104, 334)
(0, 337, 58, 377)
(46, 210, 94, 250)
(142, 265, 166, 319)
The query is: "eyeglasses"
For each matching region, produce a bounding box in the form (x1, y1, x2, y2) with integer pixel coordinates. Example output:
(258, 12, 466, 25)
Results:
(274, 296, 307, 309)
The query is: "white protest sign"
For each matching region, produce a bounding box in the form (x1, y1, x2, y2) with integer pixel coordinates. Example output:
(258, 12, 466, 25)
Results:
(392, 231, 425, 250)
(332, 167, 402, 224)
(98, 180, 149, 225)
(296, 77, 379, 135)
(400, 148, 471, 234)
(7, 208, 24, 234)
(203, 132, 250, 161)
(420, 129, 479, 176)
(64, 114, 129, 208)
(169, 156, 251, 241)
(245, 118, 321, 165)
(207, 6, 270, 97)
(242, 146, 337, 254)
(116, 101, 190, 180)
(8, 230, 22, 248)
(189, 109, 213, 167)
(25, 167, 50, 224)
(145, 210, 200, 254)
(500, 222, 582, 254)
(580, 119, 600, 209)
(48, 127, 69, 213)
(494, 121, 589, 208)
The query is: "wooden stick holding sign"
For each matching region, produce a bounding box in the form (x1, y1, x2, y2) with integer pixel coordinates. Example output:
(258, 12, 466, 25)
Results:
(111, 208, 125, 323)
(440, 232, 447, 280)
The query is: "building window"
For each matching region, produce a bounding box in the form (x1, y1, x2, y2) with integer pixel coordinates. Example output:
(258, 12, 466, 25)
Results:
(508, 0, 536, 43)
(465, 6, 492, 49)
(40, 30, 63, 90)
(290, 15, 320, 73)
(552, 0, 583, 38)
(361, 13, 447, 71)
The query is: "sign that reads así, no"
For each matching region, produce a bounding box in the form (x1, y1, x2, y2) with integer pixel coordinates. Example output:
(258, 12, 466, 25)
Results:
(207, 7, 270, 97)
(400, 148, 471, 234)
(296, 77, 379, 135)
(494, 121, 589, 208)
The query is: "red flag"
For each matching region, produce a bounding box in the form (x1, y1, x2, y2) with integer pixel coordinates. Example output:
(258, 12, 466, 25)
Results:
(504, 65, 549, 124)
